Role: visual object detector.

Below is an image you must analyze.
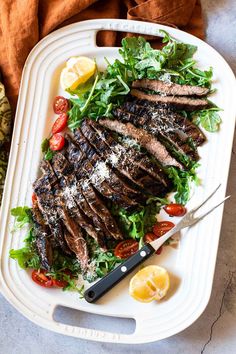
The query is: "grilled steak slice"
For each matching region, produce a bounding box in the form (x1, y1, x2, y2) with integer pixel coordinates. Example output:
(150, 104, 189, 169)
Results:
(33, 175, 72, 255)
(40, 160, 58, 185)
(54, 151, 123, 240)
(70, 130, 140, 208)
(47, 157, 107, 250)
(124, 100, 206, 146)
(132, 79, 210, 97)
(99, 118, 183, 169)
(116, 105, 198, 160)
(31, 205, 53, 271)
(88, 119, 171, 187)
(81, 120, 170, 196)
(54, 189, 89, 270)
(131, 89, 209, 111)
(63, 228, 88, 271)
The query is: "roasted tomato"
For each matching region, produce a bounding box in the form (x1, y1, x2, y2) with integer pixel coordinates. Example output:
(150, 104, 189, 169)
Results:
(153, 221, 175, 237)
(32, 269, 53, 288)
(144, 233, 163, 255)
(114, 239, 139, 259)
(49, 133, 65, 151)
(163, 203, 187, 217)
(52, 113, 68, 134)
(53, 96, 69, 114)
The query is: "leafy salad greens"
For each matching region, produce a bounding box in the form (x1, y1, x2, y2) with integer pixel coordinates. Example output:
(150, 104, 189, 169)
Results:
(10, 31, 221, 291)
(68, 30, 220, 133)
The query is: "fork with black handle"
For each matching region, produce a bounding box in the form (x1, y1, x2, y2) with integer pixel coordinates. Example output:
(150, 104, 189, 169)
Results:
(84, 184, 229, 303)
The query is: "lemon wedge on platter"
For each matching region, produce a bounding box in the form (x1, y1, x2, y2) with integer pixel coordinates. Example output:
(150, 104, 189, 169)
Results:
(60, 56, 96, 91)
(129, 265, 170, 303)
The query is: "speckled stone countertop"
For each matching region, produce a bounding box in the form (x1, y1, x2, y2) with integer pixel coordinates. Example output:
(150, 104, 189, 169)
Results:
(0, 1, 236, 353)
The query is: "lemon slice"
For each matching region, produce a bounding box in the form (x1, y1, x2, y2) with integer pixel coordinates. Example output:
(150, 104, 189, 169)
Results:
(129, 265, 170, 303)
(60, 56, 96, 91)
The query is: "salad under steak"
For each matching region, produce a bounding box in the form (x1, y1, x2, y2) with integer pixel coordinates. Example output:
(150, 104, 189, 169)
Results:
(10, 31, 221, 293)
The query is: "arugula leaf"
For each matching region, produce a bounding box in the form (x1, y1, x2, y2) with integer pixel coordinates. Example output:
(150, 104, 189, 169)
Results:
(112, 198, 167, 240)
(191, 108, 222, 132)
(41, 138, 54, 160)
(167, 164, 200, 204)
(66, 33, 216, 129)
(9, 247, 40, 269)
(11, 206, 32, 231)
(160, 30, 197, 68)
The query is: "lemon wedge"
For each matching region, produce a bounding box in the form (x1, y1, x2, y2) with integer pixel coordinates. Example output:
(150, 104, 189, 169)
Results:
(129, 265, 170, 303)
(60, 56, 96, 91)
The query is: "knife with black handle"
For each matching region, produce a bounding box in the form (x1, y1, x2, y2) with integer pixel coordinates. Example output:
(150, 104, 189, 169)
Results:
(84, 243, 155, 303)
(84, 185, 228, 303)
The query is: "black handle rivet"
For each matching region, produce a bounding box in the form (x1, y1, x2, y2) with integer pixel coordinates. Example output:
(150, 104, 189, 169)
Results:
(140, 250, 146, 257)
(121, 266, 127, 272)
(87, 290, 95, 299)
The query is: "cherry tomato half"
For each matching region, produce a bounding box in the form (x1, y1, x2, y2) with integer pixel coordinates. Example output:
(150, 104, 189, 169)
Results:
(32, 269, 53, 288)
(49, 134, 65, 151)
(32, 192, 37, 205)
(52, 113, 68, 134)
(114, 239, 139, 259)
(163, 203, 187, 217)
(144, 233, 163, 255)
(153, 221, 175, 237)
(53, 96, 69, 114)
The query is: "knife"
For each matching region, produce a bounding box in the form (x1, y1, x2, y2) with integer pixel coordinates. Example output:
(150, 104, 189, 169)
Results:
(84, 185, 229, 303)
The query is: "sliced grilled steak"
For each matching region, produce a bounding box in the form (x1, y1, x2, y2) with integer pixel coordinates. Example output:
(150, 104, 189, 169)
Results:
(54, 189, 89, 270)
(99, 118, 183, 169)
(47, 157, 107, 250)
(115, 105, 199, 161)
(33, 175, 72, 255)
(31, 205, 53, 271)
(63, 228, 88, 271)
(132, 79, 210, 97)
(88, 119, 171, 186)
(124, 100, 206, 146)
(71, 130, 140, 208)
(81, 182, 123, 240)
(81, 119, 170, 197)
(131, 89, 209, 111)
(40, 160, 58, 185)
(54, 150, 123, 240)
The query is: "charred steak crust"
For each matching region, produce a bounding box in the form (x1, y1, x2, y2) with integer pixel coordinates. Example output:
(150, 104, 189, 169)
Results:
(48, 156, 107, 250)
(63, 140, 121, 239)
(62, 142, 123, 240)
(123, 100, 206, 146)
(115, 105, 199, 161)
(81, 119, 171, 196)
(31, 205, 53, 271)
(33, 175, 72, 256)
(132, 79, 210, 97)
(99, 118, 183, 169)
(72, 129, 140, 208)
(54, 189, 89, 270)
(131, 89, 209, 111)
(88, 119, 172, 188)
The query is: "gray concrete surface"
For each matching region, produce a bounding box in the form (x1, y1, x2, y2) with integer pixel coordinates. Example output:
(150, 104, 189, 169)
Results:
(0, 1, 236, 353)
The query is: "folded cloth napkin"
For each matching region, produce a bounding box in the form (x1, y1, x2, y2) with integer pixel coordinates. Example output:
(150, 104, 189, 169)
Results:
(0, 0, 204, 110)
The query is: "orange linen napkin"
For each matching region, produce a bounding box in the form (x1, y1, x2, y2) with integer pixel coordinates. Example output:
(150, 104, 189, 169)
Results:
(0, 0, 204, 110)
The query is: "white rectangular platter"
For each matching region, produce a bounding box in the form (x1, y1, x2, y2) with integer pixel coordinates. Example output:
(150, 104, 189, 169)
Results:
(0, 19, 236, 344)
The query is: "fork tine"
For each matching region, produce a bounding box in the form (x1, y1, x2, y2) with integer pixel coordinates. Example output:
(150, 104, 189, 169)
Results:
(191, 183, 221, 213)
(196, 195, 230, 222)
